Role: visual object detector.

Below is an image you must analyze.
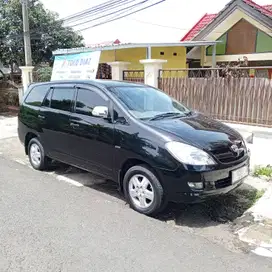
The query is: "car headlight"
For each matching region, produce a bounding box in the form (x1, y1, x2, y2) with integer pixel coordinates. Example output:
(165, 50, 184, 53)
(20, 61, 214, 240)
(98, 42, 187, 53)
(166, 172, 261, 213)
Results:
(243, 139, 251, 156)
(165, 141, 216, 165)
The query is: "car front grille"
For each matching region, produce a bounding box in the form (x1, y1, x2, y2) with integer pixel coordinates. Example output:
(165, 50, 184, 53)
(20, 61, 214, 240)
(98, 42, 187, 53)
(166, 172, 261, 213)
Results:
(210, 141, 246, 164)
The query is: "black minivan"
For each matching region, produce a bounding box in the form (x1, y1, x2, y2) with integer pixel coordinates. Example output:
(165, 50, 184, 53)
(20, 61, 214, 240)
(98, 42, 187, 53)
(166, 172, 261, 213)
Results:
(18, 80, 250, 215)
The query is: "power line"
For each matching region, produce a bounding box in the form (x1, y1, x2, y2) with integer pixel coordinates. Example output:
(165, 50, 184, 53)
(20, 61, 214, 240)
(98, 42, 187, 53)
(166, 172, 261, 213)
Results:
(77, 0, 166, 32)
(129, 18, 186, 30)
(63, 0, 135, 24)
(62, 0, 125, 22)
(69, 0, 150, 28)
(62, 0, 115, 20)
(66, 0, 141, 27)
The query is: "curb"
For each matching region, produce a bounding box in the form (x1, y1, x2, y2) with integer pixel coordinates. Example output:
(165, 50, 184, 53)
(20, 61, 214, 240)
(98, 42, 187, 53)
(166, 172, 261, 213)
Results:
(235, 183, 272, 258)
(248, 187, 272, 220)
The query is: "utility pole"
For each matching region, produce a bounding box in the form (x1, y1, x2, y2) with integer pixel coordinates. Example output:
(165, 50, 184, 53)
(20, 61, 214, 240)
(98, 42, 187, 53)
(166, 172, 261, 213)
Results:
(20, 0, 34, 97)
(21, 0, 32, 66)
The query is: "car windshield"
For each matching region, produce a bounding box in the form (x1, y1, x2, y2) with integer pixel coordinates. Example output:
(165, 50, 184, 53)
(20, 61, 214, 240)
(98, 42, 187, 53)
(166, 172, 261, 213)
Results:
(110, 86, 190, 120)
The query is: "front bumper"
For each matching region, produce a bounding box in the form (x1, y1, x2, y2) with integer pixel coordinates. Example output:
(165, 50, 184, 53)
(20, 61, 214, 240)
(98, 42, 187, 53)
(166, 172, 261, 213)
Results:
(159, 158, 250, 203)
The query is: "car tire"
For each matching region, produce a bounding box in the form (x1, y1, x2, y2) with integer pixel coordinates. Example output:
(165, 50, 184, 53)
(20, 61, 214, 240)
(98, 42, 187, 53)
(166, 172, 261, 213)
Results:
(28, 138, 49, 171)
(123, 164, 166, 216)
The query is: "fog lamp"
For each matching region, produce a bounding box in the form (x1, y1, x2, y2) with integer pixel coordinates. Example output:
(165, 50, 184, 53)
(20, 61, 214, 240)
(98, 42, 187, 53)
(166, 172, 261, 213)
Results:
(188, 182, 204, 190)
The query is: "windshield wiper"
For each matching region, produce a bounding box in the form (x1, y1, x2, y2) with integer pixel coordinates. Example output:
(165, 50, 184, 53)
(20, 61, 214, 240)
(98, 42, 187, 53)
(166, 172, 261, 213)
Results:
(149, 112, 184, 121)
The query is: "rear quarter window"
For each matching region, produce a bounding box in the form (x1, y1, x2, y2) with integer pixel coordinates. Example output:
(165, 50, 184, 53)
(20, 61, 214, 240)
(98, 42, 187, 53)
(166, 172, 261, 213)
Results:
(24, 85, 50, 106)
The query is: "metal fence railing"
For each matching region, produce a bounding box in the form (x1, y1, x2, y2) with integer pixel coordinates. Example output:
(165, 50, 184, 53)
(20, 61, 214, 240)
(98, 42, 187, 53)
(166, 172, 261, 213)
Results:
(159, 67, 272, 79)
(123, 70, 144, 83)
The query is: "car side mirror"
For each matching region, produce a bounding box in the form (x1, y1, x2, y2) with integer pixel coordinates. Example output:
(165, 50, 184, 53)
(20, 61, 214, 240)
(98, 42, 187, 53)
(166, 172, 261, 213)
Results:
(92, 106, 109, 118)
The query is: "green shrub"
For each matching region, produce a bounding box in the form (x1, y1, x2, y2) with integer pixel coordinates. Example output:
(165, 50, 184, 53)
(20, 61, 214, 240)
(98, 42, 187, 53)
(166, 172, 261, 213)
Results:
(34, 66, 53, 82)
(254, 165, 272, 178)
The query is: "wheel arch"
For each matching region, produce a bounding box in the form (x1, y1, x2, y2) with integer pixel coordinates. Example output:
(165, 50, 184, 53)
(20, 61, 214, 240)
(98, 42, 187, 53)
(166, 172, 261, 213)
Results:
(24, 132, 38, 155)
(118, 158, 161, 193)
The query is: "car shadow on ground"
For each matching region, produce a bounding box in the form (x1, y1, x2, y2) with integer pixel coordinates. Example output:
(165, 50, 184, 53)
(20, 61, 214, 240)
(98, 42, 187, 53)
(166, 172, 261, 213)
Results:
(53, 164, 261, 227)
(155, 184, 261, 227)
(51, 163, 124, 200)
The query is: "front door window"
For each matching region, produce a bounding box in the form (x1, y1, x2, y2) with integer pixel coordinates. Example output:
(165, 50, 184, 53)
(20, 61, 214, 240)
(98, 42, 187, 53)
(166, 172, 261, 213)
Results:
(75, 88, 108, 116)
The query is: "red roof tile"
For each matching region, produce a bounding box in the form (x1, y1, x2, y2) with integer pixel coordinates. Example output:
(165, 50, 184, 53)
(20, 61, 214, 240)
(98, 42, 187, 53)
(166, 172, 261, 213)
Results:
(244, 0, 272, 17)
(263, 4, 272, 12)
(181, 0, 272, 41)
(181, 13, 217, 41)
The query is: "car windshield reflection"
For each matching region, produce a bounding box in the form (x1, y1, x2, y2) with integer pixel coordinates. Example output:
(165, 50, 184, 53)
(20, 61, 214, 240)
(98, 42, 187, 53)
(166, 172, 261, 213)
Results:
(110, 86, 190, 120)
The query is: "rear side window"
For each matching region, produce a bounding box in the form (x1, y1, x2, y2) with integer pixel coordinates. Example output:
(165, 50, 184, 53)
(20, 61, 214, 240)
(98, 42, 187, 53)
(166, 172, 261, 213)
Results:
(51, 87, 75, 112)
(25, 85, 49, 106)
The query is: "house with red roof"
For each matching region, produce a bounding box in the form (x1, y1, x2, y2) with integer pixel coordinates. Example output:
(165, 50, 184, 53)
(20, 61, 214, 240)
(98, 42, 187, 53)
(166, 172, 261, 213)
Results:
(181, 0, 272, 71)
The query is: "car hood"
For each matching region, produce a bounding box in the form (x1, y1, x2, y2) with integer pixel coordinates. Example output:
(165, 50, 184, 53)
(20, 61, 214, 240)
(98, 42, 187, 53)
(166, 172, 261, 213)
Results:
(147, 113, 242, 151)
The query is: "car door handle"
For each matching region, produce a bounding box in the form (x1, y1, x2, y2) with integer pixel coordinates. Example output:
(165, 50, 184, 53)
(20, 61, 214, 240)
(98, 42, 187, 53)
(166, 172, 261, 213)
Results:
(70, 122, 79, 127)
(38, 115, 45, 119)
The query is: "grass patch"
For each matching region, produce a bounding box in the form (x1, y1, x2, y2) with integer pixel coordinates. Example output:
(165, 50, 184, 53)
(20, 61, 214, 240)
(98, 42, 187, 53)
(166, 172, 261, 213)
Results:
(254, 165, 272, 179)
(252, 189, 265, 204)
(238, 189, 265, 205)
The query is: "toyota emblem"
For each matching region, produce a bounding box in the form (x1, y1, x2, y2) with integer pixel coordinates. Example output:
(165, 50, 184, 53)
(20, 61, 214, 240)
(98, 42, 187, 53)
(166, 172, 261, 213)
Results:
(230, 144, 239, 156)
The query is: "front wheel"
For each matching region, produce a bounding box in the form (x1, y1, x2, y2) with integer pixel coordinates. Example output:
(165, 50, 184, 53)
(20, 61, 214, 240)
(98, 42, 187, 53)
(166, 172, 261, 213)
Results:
(123, 165, 166, 216)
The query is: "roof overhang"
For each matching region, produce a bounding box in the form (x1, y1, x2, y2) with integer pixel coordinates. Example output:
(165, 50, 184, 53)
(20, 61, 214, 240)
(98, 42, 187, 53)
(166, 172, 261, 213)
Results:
(181, 0, 272, 42)
(192, 0, 272, 41)
(186, 0, 272, 60)
(53, 41, 220, 56)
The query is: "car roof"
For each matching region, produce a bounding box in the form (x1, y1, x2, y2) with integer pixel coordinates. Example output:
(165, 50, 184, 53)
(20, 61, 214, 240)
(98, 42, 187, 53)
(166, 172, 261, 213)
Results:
(29, 79, 146, 89)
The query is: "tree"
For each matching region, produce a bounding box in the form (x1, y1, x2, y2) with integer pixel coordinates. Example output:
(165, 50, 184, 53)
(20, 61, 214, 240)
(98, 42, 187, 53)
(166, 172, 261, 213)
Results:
(34, 66, 53, 82)
(0, 0, 84, 67)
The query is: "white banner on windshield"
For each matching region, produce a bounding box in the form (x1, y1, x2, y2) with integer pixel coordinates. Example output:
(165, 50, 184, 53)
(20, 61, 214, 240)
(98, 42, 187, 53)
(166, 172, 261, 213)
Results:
(51, 51, 101, 81)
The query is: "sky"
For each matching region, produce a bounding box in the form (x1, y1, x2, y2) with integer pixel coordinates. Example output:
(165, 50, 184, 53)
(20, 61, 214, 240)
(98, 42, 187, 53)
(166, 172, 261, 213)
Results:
(41, 0, 271, 44)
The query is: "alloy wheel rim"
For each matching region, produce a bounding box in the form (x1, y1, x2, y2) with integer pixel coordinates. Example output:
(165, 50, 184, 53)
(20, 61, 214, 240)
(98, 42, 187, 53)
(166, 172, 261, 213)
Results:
(128, 174, 154, 209)
(30, 143, 41, 167)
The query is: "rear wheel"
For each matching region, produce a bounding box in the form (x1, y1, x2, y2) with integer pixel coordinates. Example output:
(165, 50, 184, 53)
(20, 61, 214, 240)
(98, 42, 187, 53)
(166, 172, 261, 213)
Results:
(123, 165, 166, 216)
(28, 138, 50, 171)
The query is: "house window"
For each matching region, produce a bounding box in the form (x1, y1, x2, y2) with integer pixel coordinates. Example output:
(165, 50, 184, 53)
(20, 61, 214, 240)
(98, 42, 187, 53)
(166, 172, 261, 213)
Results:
(206, 33, 227, 56)
(173, 52, 177, 56)
(160, 52, 164, 55)
(256, 30, 272, 53)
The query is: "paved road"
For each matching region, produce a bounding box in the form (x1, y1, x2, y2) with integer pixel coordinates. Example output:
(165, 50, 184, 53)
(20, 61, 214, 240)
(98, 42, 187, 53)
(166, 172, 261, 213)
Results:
(1, 157, 272, 271)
